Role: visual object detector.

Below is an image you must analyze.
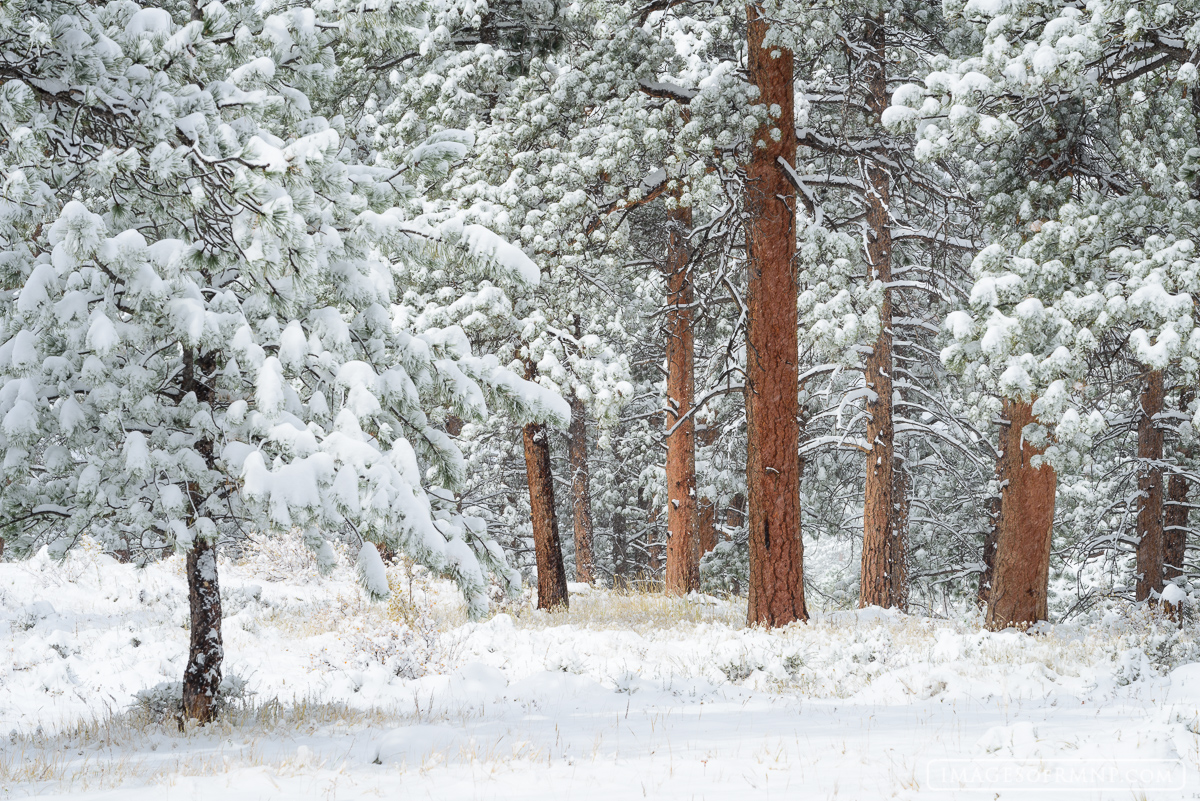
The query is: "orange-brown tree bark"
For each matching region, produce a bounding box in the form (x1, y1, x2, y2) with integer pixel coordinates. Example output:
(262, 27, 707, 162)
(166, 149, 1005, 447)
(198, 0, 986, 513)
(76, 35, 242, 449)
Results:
(1135, 369, 1165, 601)
(567, 392, 595, 584)
(523, 420, 569, 610)
(744, 4, 807, 626)
(986, 399, 1057, 629)
(858, 16, 899, 610)
(663, 200, 700, 594)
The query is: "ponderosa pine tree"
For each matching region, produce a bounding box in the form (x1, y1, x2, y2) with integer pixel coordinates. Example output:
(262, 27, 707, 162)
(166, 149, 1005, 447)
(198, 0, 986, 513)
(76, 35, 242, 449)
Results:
(0, 0, 563, 720)
(899, 0, 1200, 621)
(744, 2, 807, 626)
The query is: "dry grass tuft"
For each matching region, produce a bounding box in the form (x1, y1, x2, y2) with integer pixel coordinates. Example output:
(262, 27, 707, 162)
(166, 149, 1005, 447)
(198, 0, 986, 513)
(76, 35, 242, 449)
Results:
(0, 695, 446, 793)
(508, 585, 746, 632)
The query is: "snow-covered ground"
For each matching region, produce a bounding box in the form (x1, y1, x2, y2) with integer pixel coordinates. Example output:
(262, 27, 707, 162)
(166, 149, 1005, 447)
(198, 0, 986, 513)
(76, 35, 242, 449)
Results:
(2, 538, 1200, 799)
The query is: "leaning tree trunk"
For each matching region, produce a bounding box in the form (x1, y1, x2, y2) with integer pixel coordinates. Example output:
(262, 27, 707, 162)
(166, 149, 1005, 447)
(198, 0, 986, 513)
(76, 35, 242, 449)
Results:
(567, 393, 596, 584)
(858, 12, 902, 612)
(744, 3, 807, 626)
(523, 421, 569, 610)
(986, 399, 1057, 630)
(180, 348, 223, 723)
(1135, 369, 1165, 601)
(663, 199, 700, 594)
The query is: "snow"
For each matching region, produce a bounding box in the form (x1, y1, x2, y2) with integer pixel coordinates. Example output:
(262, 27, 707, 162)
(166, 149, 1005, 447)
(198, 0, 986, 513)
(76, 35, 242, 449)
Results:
(124, 8, 173, 37)
(457, 223, 540, 286)
(0, 543, 1196, 799)
(1162, 584, 1187, 605)
(356, 543, 389, 599)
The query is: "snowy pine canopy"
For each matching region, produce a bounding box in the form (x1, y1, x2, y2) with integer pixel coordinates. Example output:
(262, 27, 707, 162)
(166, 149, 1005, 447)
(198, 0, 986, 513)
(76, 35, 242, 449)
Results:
(0, 0, 567, 615)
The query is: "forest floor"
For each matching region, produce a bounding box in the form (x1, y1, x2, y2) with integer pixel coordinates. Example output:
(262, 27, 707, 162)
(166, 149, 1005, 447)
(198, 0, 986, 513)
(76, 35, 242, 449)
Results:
(1, 537, 1199, 799)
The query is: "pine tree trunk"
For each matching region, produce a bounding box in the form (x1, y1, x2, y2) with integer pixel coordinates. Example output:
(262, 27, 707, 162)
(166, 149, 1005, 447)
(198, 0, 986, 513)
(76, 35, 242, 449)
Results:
(977, 485, 1001, 606)
(180, 347, 223, 722)
(1135, 369, 1165, 601)
(182, 536, 222, 722)
(744, 3, 807, 626)
(696, 427, 719, 556)
(663, 200, 699, 594)
(857, 14, 901, 611)
(567, 393, 595, 584)
(727, 492, 746, 532)
(986, 399, 1056, 629)
(612, 506, 629, 588)
(699, 499, 718, 555)
(1165, 472, 1188, 582)
(887, 460, 910, 610)
(523, 421, 569, 609)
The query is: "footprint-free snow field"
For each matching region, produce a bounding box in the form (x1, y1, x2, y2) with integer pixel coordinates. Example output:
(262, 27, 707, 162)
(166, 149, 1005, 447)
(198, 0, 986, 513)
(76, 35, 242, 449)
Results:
(1, 541, 1198, 800)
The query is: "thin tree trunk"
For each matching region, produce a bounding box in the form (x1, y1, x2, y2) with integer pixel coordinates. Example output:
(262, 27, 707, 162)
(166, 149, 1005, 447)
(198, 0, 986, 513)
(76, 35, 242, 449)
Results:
(696, 426, 720, 556)
(523, 421, 569, 609)
(977, 483, 1001, 606)
(727, 493, 746, 532)
(1136, 369, 1165, 601)
(663, 199, 700, 594)
(699, 500, 718, 555)
(1165, 390, 1192, 582)
(612, 506, 629, 589)
(887, 459, 910, 610)
(647, 501, 663, 580)
(1165, 472, 1189, 582)
(182, 536, 222, 722)
(567, 393, 595, 584)
(986, 399, 1057, 629)
(744, 3, 807, 626)
(180, 347, 222, 723)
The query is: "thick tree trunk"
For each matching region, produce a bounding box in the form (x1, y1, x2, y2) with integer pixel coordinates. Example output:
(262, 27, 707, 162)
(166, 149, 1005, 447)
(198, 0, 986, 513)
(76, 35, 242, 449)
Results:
(567, 393, 595, 584)
(857, 14, 903, 611)
(986, 399, 1057, 629)
(1135, 369, 1165, 601)
(663, 200, 700, 594)
(1165, 473, 1189, 582)
(182, 536, 222, 722)
(744, 4, 807, 626)
(523, 421, 569, 609)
